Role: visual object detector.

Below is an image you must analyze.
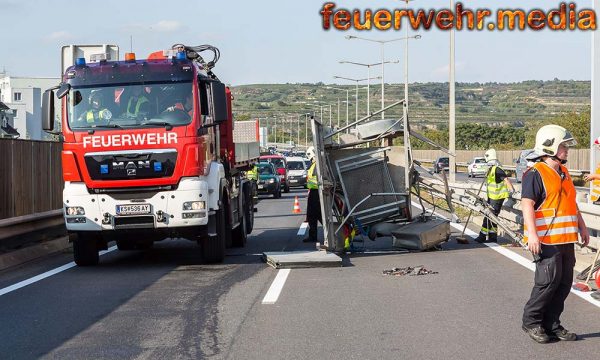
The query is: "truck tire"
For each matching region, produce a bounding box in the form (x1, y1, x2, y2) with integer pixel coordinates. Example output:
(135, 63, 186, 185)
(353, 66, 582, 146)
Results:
(231, 210, 247, 248)
(73, 233, 100, 266)
(202, 206, 226, 263)
(245, 187, 254, 235)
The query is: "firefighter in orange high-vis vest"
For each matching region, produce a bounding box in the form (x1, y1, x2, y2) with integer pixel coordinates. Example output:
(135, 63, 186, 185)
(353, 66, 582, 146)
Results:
(583, 136, 600, 204)
(521, 125, 589, 344)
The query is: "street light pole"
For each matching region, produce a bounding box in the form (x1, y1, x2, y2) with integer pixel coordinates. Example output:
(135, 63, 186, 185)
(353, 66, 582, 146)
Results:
(449, 0, 456, 183)
(339, 60, 399, 119)
(333, 75, 381, 128)
(345, 34, 421, 119)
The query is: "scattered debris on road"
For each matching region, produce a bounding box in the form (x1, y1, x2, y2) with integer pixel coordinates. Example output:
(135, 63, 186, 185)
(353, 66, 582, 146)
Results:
(382, 266, 438, 277)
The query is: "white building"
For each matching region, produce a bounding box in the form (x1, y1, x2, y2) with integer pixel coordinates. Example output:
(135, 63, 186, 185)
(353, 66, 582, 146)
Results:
(0, 75, 60, 140)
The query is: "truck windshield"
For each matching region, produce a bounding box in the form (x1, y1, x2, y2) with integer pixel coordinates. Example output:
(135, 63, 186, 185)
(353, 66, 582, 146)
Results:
(67, 81, 194, 130)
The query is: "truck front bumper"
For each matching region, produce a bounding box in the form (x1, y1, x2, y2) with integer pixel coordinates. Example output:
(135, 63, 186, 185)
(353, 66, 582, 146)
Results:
(63, 178, 209, 232)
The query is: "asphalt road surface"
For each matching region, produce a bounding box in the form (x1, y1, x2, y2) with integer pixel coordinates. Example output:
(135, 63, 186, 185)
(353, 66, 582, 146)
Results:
(0, 188, 599, 359)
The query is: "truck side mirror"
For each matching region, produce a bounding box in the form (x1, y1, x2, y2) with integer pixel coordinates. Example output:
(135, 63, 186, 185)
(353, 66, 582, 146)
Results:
(56, 83, 71, 99)
(42, 89, 55, 132)
(209, 82, 228, 124)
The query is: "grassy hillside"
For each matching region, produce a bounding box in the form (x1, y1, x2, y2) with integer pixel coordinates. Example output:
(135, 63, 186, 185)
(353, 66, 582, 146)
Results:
(231, 80, 590, 126)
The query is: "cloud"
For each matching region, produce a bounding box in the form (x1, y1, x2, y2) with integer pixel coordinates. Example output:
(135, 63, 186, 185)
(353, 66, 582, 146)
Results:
(43, 31, 75, 42)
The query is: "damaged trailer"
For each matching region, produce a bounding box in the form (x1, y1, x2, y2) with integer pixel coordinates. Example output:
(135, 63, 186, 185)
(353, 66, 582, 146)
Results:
(310, 100, 452, 254)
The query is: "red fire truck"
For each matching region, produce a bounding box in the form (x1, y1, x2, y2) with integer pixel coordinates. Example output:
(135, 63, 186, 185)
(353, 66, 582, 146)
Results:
(42, 44, 258, 266)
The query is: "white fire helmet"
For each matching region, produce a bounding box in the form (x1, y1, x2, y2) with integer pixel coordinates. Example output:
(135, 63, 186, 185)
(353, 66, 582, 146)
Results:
(527, 124, 577, 160)
(484, 148, 497, 163)
(306, 146, 316, 161)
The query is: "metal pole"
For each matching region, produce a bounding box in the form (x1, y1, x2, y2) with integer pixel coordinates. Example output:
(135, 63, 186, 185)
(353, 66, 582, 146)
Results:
(403, 0, 411, 191)
(355, 81, 359, 125)
(367, 66, 371, 117)
(346, 89, 349, 133)
(381, 43, 385, 119)
(297, 114, 300, 146)
(337, 97, 340, 129)
(274, 118, 277, 144)
(449, 0, 456, 183)
(305, 113, 308, 145)
(329, 104, 332, 127)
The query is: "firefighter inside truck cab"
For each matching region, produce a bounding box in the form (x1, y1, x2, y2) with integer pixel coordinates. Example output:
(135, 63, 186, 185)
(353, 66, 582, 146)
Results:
(125, 85, 151, 119)
(77, 90, 112, 124)
(164, 91, 193, 119)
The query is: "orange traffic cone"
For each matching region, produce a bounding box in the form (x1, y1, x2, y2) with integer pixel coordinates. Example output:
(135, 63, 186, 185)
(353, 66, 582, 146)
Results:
(292, 196, 302, 214)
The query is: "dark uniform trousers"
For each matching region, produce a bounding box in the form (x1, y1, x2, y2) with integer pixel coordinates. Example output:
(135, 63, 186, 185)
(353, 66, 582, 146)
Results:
(522, 243, 575, 331)
(482, 198, 505, 237)
(306, 189, 322, 242)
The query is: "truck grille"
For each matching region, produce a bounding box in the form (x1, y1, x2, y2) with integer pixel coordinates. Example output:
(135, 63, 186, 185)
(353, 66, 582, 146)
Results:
(84, 149, 177, 181)
(114, 215, 155, 229)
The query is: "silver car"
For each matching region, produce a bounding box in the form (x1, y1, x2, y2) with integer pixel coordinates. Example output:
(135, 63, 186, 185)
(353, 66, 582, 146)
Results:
(515, 149, 535, 183)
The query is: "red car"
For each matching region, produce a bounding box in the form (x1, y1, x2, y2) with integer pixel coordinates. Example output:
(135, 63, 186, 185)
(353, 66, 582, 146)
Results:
(259, 155, 290, 193)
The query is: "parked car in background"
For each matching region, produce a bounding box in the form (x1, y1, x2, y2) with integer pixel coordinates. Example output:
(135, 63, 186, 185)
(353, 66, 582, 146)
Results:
(433, 156, 449, 173)
(256, 163, 281, 198)
(286, 156, 308, 188)
(259, 155, 289, 192)
(515, 149, 535, 183)
(467, 157, 489, 178)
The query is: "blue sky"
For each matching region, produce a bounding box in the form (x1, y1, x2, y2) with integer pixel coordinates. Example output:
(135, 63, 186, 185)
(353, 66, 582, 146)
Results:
(0, 0, 594, 85)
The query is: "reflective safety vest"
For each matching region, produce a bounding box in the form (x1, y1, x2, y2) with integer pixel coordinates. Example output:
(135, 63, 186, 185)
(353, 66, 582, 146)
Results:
(85, 109, 110, 123)
(247, 166, 258, 181)
(523, 162, 579, 245)
(591, 163, 600, 203)
(486, 165, 509, 200)
(126, 96, 149, 117)
(307, 162, 318, 189)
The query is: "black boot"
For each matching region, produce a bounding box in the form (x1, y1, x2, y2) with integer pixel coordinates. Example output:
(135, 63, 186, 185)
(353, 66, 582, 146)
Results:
(488, 233, 498, 243)
(473, 233, 487, 243)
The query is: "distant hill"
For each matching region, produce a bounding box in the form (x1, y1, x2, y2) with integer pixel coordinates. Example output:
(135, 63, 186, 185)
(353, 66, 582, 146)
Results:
(231, 80, 590, 126)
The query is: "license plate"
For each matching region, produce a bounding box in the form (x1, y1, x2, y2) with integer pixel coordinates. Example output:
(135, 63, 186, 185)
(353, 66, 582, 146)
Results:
(116, 204, 151, 215)
(258, 185, 264, 189)
(290, 179, 298, 183)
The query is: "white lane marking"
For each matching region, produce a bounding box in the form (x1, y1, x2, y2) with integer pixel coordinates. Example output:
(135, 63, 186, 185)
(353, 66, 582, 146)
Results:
(0, 245, 118, 297)
(262, 269, 291, 304)
(297, 222, 308, 236)
(411, 201, 600, 308)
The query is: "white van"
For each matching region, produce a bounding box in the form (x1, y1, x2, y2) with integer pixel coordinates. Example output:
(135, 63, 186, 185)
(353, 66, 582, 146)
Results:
(285, 156, 308, 188)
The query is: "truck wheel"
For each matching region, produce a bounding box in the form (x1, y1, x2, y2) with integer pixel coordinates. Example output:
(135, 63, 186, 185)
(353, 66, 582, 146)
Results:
(231, 210, 247, 248)
(202, 206, 226, 263)
(244, 187, 254, 235)
(73, 233, 100, 266)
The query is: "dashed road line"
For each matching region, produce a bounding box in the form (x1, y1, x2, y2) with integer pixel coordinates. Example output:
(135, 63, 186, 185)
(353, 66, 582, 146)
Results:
(262, 269, 291, 304)
(297, 222, 308, 236)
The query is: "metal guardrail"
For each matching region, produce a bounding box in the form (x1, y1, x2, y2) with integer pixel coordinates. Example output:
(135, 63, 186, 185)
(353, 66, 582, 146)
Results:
(0, 209, 64, 241)
(422, 178, 599, 251)
(417, 159, 589, 177)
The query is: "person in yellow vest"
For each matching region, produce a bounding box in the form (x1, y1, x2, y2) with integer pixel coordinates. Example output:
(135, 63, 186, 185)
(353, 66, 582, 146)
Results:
(246, 164, 258, 181)
(78, 91, 112, 124)
(521, 124, 589, 344)
(583, 136, 600, 204)
(303, 146, 322, 243)
(473, 148, 515, 243)
(125, 86, 150, 118)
